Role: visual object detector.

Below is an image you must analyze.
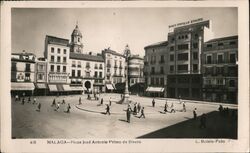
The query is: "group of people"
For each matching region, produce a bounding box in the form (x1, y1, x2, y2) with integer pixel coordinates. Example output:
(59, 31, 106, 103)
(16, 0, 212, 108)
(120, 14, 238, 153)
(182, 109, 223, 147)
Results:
(14, 94, 40, 110)
(51, 98, 71, 113)
(126, 103, 145, 123)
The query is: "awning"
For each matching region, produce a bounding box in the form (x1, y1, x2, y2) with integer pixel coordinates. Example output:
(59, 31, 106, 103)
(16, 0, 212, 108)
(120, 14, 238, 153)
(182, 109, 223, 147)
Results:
(36, 83, 47, 89)
(57, 84, 64, 92)
(71, 86, 83, 91)
(11, 82, 35, 91)
(63, 84, 71, 91)
(106, 84, 114, 90)
(48, 84, 57, 92)
(146, 87, 165, 93)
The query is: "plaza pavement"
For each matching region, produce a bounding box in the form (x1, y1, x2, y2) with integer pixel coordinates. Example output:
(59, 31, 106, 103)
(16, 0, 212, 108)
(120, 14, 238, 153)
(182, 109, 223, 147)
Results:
(12, 93, 237, 139)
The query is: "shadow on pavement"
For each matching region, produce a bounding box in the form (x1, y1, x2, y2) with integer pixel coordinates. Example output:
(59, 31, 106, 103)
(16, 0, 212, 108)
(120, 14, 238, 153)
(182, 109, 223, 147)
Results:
(137, 110, 237, 139)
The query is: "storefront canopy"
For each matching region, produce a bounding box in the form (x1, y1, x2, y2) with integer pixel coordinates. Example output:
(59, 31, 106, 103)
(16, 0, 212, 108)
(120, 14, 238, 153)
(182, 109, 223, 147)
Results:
(63, 85, 71, 91)
(146, 87, 165, 93)
(35, 83, 47, 89)
(71, 86, 84, 91)
(106, 84, 115, 90)
(11, 82, 35, 91)
(48, 84, 57, 92)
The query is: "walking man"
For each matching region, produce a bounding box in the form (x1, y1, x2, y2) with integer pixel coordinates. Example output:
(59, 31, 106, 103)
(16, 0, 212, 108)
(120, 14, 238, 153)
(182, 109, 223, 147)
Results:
(66, 103, 71, 113)
(100, 98, 104, 105)
(126, 105, 132, 123)
(109, 97, 112, 106)
(62, 98, 65, 104)
(193, 108, 197, 120)
(139, 107, 145, 118)
(137, 103, 141, 113)
(22, 97, 25, 105)
(37, 103, 41, 112)
(152, 98, 155, 107)
(79, 97, 82, 105)
(182, 102, 186, 112)
(133, 104, 137, 115)
(105, 104, 110, 115)
(55, 102, 60, 111)
(164, 102, 168, 113)
(28, 96, 31, 103)
(51, 99, 56, 107)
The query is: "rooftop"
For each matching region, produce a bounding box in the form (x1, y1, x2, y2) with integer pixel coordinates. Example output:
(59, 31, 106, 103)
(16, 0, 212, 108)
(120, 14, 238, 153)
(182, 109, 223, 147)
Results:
(205, 35, 238, 43)
(144, 41, 168, 49)
(70, 52, 104, 62)
(46, 35, 69, 46)
(102, 48, 125, 57)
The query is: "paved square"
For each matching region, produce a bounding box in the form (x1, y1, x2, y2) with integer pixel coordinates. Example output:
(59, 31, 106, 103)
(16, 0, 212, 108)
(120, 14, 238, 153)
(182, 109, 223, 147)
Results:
(12, 93, 237, 138)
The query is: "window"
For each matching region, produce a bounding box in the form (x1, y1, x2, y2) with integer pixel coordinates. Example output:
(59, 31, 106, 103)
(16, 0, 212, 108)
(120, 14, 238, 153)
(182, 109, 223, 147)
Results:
(63, 49, 67, 54)
(72, 61, 76, 67)
(25, 64, 31, 72)
(193, 43, 198, 49)
(218, 43, 223, 46)
(57, 65, 60, 72)
(57, 56, 61, 63)
(50, 65, 54, 72)
(170, 65, 174, 72)
(51, 47, 54, 53)
(217, 78, 224, 85)
(94, 71, 98, 77)
(38, 65, 44, 71)
(11, 62, 17, 71)
(107, 68, 110, 72)
(193, 64, 198, 72)
(51, 56, 54, 62)
(177, 64, 188, 71)
(86, 62, 90, 68)
(94, 64, 98, 69)
(99, 72, 102, 78)
(185, 35, 188, 39)
(160, 78, 164, 85)
(194, 34, 198, 39)
(206, 44, 212, 48)
(77, 61, 81, 67)
(78, 38, 80, 42)
(151, 67, 155, 74)
(193, 52, 198, 60)
(155, 78, 159, 85)
(216, 67, 224, 75)
(63, 57, 66, 63)
(217, 54, 224, 63)
(63, 66, 66, 72)
(72, 70, 75, 77)
(160, 66, 164, 74)
(77, 70, 81, 77)
(229, 80, 235, 87)
(151, 77, 154, 85)
(99, 64, 103, 69)
(86, 72, 90, 77)
(57, 48, 61, 54)
(170, 54, 174, 61)
(38, 74, 43, 80)
(206, 55, 212, 64)
(177, 53, 189, 61)
(25, 73, 30, 81)
(170, 46, 175, 51)
(229, 53, 236, 63)
(177, 44, 189, 50)
(160, 55, 165, 63)
(229, 41, 236, 45)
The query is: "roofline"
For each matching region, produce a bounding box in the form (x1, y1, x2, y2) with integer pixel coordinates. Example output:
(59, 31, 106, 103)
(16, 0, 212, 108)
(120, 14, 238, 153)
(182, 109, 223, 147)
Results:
(144, 41, 168, 49)
(205, 35, 238, 43)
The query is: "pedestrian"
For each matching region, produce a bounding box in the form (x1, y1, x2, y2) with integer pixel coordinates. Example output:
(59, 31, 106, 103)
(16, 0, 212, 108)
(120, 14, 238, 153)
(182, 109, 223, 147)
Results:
(182, 102, 186, 112)
(33, 97, 36, 104)
(170, 102, 174, 108)
(164, 102, 168, 113)
(126, 105, 132, 123)
(55, 102, 60, 111)
(137, 103, 141, 113)
(139, 107, 145, 118)
(218, 105, 223, 115)
(152, 98, 155, 107)
(100, 98, 104, 105)
(200, 113, 206, 129)
(62, 98, 65, 104)
(133, 104, 137, 115)
(28, 96, 31, 103)
(193, 108, 197, 120)
(66, 103, 71, 113)
(105, 104, 110, 115)
(87, 94, 90, 100)
(15, 95, 19, 102)
(79, 97, 82, 105)
(22, 97, 25, 105)
(51, 99, 56, 107)
(22, 92, 25, 97)
(109, 97, 112, 106)
(37, 103, 41, 112)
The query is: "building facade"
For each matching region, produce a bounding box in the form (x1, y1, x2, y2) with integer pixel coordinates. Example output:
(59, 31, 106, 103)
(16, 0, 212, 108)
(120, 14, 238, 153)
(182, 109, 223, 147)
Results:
(11, 51, 36, 96)
(202, 36, 238, 103)
(102, 48, 126, 92)
(69, 52, 105, 93)
(34, 57, 48, 95)
(128, 55, 144, 86)
(167, 20, 213, 100)
(144, 41, 168, 97)
(44, 35, 71, 94)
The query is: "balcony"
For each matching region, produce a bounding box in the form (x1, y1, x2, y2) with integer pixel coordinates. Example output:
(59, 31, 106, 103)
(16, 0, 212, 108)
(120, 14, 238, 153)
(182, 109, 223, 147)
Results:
(99, 66, 103, 69)
(94, 66, 98, 69)
(85, 65, 90, 69)
(144, 61, 149, 65)
(113, 74, 123, 77)
(159, 60, 165, 64)
(25, 68, 31, 72)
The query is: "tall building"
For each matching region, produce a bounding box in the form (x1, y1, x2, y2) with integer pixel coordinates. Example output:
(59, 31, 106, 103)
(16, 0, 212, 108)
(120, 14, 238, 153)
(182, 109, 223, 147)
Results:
(69, 52, 105, 93)
(202, 35, 238, 103)
(11, 50, 36, 96)
(44, 35, 71, 94)
(34, 57, 48, 95)
(102, 48, 126, 92)
(70, 24, 84, 54)
(144, 41, 168, 97)
(167, 19, 213, 100)
(128, 55, 144, 86)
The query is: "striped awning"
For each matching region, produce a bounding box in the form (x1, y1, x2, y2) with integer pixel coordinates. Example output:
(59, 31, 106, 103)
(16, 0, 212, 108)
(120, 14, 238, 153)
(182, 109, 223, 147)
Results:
(57, 84, 64, 92)
(36, 83, 47, 89)
(63, 85, 71, 91)
(106, 84, 114, 90)
(11, 82, 35, 91)
(146, 87, 165, 93)
(48, 84, 57, 92)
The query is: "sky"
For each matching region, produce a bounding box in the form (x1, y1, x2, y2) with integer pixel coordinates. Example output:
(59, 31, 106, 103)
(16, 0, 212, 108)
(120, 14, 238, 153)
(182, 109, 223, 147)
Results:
(12, 7, 237, 57)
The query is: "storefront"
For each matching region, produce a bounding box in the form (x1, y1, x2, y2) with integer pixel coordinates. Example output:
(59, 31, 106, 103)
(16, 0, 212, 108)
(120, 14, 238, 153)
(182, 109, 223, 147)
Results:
(11, 82, 35, 97)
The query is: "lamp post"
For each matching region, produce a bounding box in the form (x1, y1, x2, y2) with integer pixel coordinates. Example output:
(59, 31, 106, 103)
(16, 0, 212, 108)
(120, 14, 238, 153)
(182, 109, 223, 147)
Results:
(118, 44, 131, 104)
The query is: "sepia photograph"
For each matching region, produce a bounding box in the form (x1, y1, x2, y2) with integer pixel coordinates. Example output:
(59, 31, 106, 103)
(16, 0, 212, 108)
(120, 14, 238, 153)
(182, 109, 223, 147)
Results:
(1, 1, 249, 152)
